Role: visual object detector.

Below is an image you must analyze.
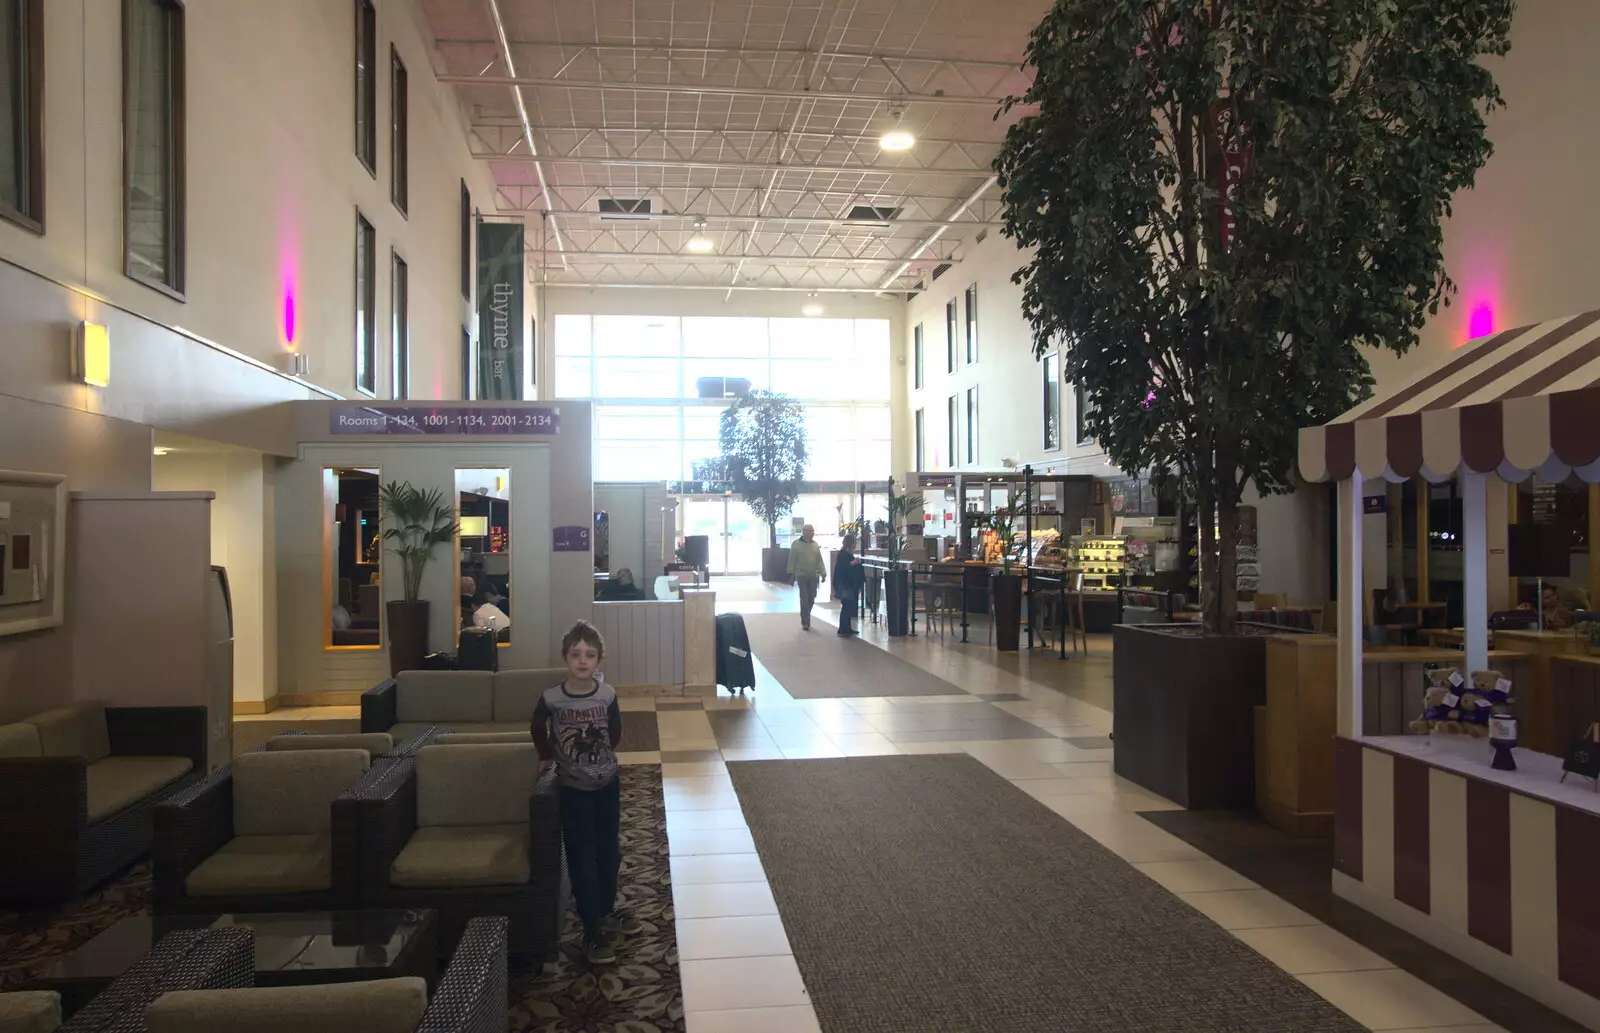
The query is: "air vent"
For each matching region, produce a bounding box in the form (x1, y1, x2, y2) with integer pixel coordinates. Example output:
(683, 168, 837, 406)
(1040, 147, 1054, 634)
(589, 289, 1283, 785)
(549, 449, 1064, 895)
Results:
(930, 263, 952, 281)
(845, 205, 903, 226)
(597, 198, 653, 220)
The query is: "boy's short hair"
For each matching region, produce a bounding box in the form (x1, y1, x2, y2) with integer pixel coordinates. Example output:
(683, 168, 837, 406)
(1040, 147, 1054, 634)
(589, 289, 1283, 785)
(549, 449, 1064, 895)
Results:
(561, 619, 605, 658)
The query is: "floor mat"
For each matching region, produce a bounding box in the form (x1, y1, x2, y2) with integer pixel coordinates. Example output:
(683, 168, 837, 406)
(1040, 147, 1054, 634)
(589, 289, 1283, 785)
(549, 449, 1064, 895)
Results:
(1140, 808, 1588, 1033)
(0, 769, 682, 1033)
(738, 612, 961, 698)
(726, 754, 1365, 1033)
(616, 710, 661, 753)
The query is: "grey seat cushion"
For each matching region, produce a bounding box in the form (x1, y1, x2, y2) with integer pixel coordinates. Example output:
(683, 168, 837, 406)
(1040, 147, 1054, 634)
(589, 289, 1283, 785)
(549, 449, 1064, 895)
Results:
(414, 744, 538, 827)
(0, 723, 42, 759)
(433, 731, 531, 745)
(394, 670, 493, 724)
(184, 834, 333, 896)
(26, 704, 110, 763)
(491, 668, 567, 722)
(145, 978, 426, 1033)
(390, 824, 529, 888)
(85, 755, 194, 823)
(231, 749, 369, 837)
(265, 732, 394, 757)
(0, 990, 61, 1033)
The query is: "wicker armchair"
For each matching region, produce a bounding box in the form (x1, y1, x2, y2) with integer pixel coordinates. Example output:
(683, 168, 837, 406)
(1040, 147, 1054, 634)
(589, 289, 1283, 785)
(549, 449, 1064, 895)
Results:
(352, 748, 568, 961)
(54, 927, 254, 1032)
(152, 750, 376, 918)
(0, 704, 208, 905)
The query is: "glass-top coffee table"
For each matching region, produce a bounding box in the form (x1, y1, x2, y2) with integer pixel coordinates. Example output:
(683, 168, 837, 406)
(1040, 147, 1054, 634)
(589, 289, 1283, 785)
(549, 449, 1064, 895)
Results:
(33, 909, 438, 1017)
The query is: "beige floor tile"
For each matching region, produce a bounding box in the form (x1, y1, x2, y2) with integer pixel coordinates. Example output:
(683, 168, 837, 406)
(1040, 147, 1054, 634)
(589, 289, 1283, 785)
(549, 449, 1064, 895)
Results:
(618, 697, 658, 712)
(685, 1006, 821, 1033)
(1233, 924, 1395, 976)
(667, 808, 750, 833)
(663, 760, 729, 777)
(1017, 777, 1112, 799)
(673, 881, 779, 919)
(1039, 794, 1149, 819)
(616, 751, 661, 765)
(831, 733, 904, 756)
(680, 956, 810, 1012)
(1135, 859, 1257, 894)
(670, 852, 768, 885)
(1048, 760, 1115, 778)
(668, 828, 758, 855)
(893, 741, 969, 755)
(1299, 969, 1490, 1029)
(1177, 889, 1320, 931)
(661, 736, 723, 752)
(720, 746, 787, 761)
(677, 915, 793, 960)
(779, 744, 847, 760)
(665, 789, 745, 811)
(658, 711, 716, 738)
(969, 752, 1072, 781)
(662, 774, 734, 791)
(1063, 813, 1205, 863)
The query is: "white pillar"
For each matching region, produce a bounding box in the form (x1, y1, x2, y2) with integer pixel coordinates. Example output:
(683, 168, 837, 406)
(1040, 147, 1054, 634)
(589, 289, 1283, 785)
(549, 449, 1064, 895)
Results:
(1462, 471, 1489, 672)
(1337, 474, 1364, 738)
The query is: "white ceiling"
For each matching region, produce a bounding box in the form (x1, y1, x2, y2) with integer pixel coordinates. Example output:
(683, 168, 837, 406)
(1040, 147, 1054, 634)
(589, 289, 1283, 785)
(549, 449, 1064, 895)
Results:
(421, 0, 1048, 295)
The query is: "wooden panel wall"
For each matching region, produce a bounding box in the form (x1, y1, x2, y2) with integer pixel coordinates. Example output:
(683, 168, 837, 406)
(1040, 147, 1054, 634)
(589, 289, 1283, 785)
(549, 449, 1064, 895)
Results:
(1362, 656, 1532, 735)
(593, 600, 684, 687)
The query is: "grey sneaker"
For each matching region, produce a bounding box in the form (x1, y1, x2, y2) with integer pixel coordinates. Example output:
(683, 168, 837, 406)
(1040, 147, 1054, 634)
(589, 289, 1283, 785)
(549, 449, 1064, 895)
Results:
(583, 932, 617, 964)
(601, 910, 645, 938)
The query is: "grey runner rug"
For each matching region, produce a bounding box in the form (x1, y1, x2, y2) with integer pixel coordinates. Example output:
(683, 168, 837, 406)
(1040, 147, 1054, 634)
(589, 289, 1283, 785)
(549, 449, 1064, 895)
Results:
(738, 612, 950, 698)
(726, 754, 1364, 1032)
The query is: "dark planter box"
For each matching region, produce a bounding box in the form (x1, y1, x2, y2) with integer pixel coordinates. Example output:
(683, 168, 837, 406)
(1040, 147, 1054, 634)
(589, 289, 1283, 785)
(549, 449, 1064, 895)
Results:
(387, 600, 430, 677)
(1112, 624, 1268, 809)
(761, 547, 792, 583)
(885, 570, 910, 636)
(991, 573, 1022, 651)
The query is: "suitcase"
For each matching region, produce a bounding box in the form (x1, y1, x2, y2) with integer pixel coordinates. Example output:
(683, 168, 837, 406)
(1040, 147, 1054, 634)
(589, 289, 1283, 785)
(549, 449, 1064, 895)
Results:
(714, 613, 756, 692)
(458, 627, 499, 671)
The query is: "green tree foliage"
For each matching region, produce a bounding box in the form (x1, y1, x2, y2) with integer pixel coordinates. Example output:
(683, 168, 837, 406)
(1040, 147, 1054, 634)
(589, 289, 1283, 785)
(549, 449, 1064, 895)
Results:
(718, 390, 809, 547)
(994, 0, 1513, 632)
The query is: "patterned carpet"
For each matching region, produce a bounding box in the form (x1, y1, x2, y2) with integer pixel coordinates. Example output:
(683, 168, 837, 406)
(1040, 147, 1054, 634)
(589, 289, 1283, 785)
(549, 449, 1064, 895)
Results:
(727, 754, 1366, 1033)
(0, 766, 683, 1032)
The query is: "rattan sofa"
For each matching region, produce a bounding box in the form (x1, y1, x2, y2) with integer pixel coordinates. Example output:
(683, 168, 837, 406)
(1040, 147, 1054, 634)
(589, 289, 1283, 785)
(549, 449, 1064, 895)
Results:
(47, 926, 255, 1032)
(152, 749, 380, 919)
(0, 703, 208, 905)
(127, 917, 507, 1033)
(360, 669, 566, 739)
(352, 746, 568, 961)
(263, 727, 447, 761)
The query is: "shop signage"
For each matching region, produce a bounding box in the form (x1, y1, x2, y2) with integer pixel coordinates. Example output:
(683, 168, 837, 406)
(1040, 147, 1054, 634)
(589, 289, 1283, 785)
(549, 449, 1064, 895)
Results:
(476, 221, 525, 400)
(329, 406, 560, 436)
(552, 525, 591, 552)
(1560, 722, 1600, 788)
(1363, 495, 1388, 515)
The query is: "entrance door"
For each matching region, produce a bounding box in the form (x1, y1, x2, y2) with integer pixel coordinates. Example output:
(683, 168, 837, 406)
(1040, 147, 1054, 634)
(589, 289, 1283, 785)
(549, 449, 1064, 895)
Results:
(680, 497, 763, 575)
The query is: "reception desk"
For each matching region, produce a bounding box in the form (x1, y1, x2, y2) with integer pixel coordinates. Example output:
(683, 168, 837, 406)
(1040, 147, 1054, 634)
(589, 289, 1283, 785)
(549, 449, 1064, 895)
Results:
(591, 590, 716, 693)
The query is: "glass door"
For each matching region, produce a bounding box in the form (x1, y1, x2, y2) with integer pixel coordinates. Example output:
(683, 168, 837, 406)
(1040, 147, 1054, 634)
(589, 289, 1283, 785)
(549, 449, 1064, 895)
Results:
(679, 497, 765, 575)
(682, 498, 730, 574)
(725, 500, 764, 575)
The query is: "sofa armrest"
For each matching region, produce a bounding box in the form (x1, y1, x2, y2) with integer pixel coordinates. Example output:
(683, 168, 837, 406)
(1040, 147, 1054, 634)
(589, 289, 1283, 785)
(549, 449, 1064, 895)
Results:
(331, 760, 410, 901)
(61, 927, 255, 1033)
(106, 706, 209, 772)
(387, 725, 448, 758)
(417, 916, 508, 1033)
(0, 758, 88, 903)
(361, 679, 398, 733)
(526, 767, 562, 880)
(152, 768, 234, 906)
(353, 759, 418, 890)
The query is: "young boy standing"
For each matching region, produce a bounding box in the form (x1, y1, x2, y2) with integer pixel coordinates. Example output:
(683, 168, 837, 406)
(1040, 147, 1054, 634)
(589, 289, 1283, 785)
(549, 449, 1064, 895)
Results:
(531, 620, 642, 963)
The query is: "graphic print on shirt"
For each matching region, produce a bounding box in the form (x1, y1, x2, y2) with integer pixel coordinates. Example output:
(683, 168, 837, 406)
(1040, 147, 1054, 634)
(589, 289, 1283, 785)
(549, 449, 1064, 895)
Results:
(558, 707, 612, 767)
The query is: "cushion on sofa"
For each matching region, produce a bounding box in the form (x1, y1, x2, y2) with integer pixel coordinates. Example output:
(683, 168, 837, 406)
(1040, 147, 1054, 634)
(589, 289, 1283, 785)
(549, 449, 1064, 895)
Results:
(85, 755, 194, 823)
(394, 670, 493, 724)
(0, 722, 42, 759)
(145, 977, 426, 1033)
(184, 834, 333, 896)
(491, 668, 567, 722)
(232, 749, 369, 837)
(0, 990, 61, 1033)
(433, 731, 531, 745)
(414, 743, 538, 827)
(265, 732, 394, 756)
(26, 704, 111, 763)
(390, 824, 530, 888)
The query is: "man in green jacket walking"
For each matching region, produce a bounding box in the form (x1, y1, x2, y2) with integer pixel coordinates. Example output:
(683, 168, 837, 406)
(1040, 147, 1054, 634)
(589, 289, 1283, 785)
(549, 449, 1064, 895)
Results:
(787, 524, 827, 631)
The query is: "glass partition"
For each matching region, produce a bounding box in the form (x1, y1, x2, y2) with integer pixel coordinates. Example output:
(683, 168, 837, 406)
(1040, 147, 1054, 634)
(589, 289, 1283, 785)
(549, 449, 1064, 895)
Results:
(458, 468, 511, 644)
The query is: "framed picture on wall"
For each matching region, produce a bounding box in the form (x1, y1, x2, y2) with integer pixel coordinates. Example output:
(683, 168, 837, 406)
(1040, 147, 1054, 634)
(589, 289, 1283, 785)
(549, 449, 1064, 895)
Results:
(0, 470, 68, 637)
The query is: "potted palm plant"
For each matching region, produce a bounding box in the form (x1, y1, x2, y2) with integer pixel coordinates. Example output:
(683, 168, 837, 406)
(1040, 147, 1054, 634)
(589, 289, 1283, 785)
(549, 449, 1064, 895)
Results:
(988, 506, 1024, 651)
(883, 492, 926, 636)
(378, 480, 458, 675)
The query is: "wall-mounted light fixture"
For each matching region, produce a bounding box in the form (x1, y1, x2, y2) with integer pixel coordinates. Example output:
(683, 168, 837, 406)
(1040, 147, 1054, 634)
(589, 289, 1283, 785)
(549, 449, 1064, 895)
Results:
(74, 322, 110, 387)
(279, 352, 311, 377)
(459, 515, 490, 537)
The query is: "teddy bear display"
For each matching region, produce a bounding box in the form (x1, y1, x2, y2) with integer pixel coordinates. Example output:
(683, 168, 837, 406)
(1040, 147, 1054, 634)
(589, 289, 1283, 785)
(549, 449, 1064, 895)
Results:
(1409, 667, 1516, 738)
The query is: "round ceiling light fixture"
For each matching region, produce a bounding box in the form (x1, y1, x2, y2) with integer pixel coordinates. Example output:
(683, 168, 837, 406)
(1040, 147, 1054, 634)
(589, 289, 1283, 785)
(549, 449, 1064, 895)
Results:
(802, 293, 825, 317)
(685, 217, 715, 254)
(878, 101, 915, 152)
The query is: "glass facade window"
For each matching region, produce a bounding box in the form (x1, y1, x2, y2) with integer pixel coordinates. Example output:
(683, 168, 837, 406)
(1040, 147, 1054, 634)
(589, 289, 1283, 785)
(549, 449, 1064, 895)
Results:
(390, 47, 407, 215)
(947, 395, 958, 469)
(123, 0, 185, 296)
(913, 323, 924, 390)
(354, 0, 375, 174)
(391, 251, 408, 399)
(966, 386, 979, 464)
(945, 299, 958, 373)
(355, 212, 375, 395)
(965, 284, 979, 364)
(1043, 352, 1061, 451)
(0, 0, 42, 232)
(914, 408, 925, 471)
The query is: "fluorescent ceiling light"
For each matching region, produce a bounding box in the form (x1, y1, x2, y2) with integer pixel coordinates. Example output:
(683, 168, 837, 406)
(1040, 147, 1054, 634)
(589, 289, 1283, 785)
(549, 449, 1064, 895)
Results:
(878, 129, 916, 152)
(685, 235, 715, 253)
(802, 297, 825, 317)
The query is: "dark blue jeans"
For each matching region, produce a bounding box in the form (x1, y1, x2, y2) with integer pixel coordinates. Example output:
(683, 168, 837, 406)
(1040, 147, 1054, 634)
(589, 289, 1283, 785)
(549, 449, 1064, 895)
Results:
(560, 776, 621, 935)
(838, 587, 859, 634)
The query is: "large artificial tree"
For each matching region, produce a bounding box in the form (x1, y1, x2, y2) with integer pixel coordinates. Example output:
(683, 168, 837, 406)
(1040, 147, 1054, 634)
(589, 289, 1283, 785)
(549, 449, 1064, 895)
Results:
(718, 390, 809, 547)
(994, 0, 1513, 634)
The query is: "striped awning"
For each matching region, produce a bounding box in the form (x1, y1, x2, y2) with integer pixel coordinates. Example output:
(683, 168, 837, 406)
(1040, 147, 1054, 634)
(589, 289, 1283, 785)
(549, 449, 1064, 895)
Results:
(1299, 310, 1600, 484)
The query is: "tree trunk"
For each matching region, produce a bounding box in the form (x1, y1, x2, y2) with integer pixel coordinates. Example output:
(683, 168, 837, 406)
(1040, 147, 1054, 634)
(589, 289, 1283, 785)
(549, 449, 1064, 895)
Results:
(768, 518, 777, 548)
(1215, 496, 1239, 636)
(1198, 489, 1217, 634)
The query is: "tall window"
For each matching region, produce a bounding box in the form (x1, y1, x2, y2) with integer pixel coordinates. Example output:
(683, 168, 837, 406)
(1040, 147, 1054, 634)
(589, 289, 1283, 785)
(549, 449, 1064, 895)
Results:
(913, 323, 924, 390)
(391, 251, 409, 399)
(0, 0, 43, 232)
(945, 299, 958, 373)
(390, 47, 407, 215)
(1043, 352, 1061, 451)
(947, 395, 958, 468)
(965, 386, 979, 464)
(354, 0, 375, 174)
(1075, 384, 1095, 445)
(964, 284, 979, 364)
(354, 211, 375, 395)
(123, 0, 185, 297)
(914, 408, 925, 471)
(460, 180, 471, 299)
(461, 326, 473, 400)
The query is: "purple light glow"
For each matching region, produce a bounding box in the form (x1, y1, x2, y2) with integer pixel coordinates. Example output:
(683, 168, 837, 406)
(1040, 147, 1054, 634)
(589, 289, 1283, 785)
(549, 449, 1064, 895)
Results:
(283, 292, 296, 345)
(1468, 301, 1495, 340)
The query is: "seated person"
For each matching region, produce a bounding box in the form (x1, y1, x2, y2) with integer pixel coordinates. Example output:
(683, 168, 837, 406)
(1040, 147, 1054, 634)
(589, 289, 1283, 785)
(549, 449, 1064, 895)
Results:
(597, 568, 645, 601)
(1538, 584, 1573, 631)
(472, 590, 511, 635)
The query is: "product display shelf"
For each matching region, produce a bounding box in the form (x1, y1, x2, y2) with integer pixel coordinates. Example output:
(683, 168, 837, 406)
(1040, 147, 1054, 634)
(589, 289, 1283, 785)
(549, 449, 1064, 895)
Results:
(1067, 535, 1127, 590)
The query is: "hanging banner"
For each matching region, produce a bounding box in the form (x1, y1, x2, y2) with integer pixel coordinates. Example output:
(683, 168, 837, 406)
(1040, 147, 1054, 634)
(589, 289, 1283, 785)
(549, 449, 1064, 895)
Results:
(1205, 101, 1252, 254)
(476, 221, 524, 399)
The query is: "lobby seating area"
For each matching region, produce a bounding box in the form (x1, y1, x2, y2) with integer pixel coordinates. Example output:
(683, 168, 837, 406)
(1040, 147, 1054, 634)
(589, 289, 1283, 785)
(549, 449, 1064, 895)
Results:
(360, 670, 566, 740)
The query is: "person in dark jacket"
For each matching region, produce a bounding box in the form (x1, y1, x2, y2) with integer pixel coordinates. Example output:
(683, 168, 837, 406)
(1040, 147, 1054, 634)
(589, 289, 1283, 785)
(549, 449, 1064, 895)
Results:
(834, 534, 865, 637)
